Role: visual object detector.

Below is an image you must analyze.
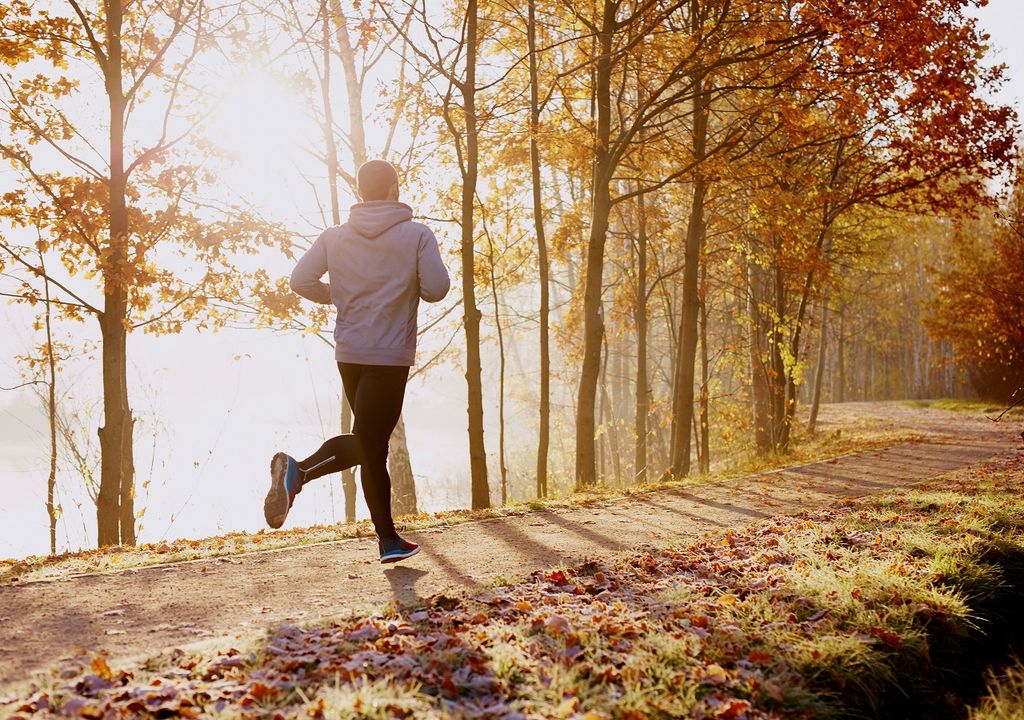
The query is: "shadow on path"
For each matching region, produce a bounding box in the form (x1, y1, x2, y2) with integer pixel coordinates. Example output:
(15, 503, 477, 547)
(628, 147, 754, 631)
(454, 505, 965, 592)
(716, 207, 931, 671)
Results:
(384, 566, 429, 605)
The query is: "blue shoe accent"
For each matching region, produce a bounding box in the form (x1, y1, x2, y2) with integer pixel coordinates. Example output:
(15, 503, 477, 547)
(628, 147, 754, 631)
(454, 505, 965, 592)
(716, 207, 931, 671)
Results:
(284, 456, 301, 498)
(265, 452, 301, 529)
(379, 536, 420, 564)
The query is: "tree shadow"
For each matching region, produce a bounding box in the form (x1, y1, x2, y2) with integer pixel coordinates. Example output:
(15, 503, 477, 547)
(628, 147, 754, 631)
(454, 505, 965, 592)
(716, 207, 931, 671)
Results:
(657, 489, 774, 521)
(537, 509, 646, 552)
(475, 513, 575, 562)
(383, 565, 429, 606)
(415, 536, 486, 590)
(634, 496, 729, 528)
(784, 465, 906, 492)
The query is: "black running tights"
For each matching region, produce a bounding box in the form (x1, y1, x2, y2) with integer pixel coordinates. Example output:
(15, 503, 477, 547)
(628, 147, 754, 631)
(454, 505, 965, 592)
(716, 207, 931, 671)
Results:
(297, 362, 409, 540)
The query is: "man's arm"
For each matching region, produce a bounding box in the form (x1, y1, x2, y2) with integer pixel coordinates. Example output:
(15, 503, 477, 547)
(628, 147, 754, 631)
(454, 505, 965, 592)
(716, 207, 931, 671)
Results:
(417, 228, 451, 302)
(290, 231, 333, 304)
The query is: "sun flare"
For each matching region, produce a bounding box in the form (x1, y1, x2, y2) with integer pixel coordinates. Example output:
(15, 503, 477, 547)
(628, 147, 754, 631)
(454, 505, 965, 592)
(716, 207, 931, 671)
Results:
(208, 70, 312, 170)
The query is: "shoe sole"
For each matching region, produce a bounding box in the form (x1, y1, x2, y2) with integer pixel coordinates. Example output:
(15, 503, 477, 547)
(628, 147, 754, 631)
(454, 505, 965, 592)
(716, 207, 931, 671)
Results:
(264, 452, 290, 529)
(380, 546, 420, 564)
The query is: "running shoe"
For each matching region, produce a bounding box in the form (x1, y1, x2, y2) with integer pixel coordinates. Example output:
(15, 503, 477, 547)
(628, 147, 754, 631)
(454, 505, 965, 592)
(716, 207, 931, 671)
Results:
(265, 452, 301, 529)
(379, 535, 420, 564)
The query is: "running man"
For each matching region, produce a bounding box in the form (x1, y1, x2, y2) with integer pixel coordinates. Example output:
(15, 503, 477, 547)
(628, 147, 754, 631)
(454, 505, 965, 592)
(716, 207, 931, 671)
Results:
(263, 159, 450, 564)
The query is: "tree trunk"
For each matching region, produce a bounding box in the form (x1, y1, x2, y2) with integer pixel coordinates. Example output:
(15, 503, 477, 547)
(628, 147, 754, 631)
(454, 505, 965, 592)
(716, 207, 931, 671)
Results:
(487, 233, 509, 504)
(98, 288, 135, 547)
(657, 272, 679, 472)
(42, 258, 58, 555)
(668, 73, 709, 479)
(573, 0, 615, 491)
(748, 261, 772, 454)
(598, 354, 608, 483)
(389, 415, 416, 516)
(863, 339, 872, 400)
(342, 443, 357, 521)
(601, 337, 621, 484)
(691, 410, 702, 471)
(97, 0, 136, 547)
(698, 258, 710, 474)
(320, 1, 358, 522)
(767, 252, 788, 449)
(836, 307, 846, 403)
(781, 220, 834, 448)
(462, 0, 490, 509)
(613, 331, 630, 479)
(527, 0, 550, 500)
(633, 192, 649, 486)
(331, 0, 367, 170)
(808, 289, 831, 432)
(923, 331, 933, 398)
(882, 351, 891, 400)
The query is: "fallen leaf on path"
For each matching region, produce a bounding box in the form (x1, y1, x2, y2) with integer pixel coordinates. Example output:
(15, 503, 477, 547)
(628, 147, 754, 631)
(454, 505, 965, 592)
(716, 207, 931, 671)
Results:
(90, 657, 113, 681)
(703, 663, 728, 685)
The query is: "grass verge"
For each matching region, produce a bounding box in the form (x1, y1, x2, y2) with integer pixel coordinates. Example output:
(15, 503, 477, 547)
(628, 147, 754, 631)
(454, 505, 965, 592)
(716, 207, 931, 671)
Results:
(0, 416, 918, 584)
(969, 659, 1024, 720)
(903, 398, 1024, 419)
(4, 450, 1022, 719)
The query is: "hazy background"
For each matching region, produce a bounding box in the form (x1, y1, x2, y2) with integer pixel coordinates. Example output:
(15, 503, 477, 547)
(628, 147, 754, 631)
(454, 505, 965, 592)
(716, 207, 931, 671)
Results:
(1, 0, 1021, 559)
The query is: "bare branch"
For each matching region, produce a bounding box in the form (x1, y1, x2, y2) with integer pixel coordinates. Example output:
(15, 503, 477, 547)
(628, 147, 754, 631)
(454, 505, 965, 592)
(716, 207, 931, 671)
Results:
(0, 379, 47, 391)
(0, 244, 101, 315)
(65, 0, 109, 70)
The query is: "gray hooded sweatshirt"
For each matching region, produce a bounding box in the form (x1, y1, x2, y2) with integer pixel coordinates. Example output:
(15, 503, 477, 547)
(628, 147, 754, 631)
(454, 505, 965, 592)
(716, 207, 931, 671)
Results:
(290, 201, 451, 366)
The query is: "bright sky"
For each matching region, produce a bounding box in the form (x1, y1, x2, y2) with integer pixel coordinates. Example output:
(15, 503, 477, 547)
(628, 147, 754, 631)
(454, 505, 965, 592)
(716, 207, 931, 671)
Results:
(970, 0, 1024, 115)
(1, 2, 1023, 559)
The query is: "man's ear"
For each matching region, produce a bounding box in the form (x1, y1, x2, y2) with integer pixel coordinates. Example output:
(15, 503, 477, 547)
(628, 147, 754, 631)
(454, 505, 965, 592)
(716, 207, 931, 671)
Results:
(388, 182, 400, 201)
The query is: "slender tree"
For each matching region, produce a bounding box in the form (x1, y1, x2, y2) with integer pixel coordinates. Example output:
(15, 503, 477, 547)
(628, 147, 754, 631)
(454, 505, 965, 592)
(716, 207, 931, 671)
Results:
(0, 0, 281, 546)
(385, 0, 491, 507)
(527, 0, 551, 498)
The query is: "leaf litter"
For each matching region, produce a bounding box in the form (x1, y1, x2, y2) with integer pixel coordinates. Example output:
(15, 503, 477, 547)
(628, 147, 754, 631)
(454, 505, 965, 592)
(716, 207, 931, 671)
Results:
(3, 451, 1023, 719)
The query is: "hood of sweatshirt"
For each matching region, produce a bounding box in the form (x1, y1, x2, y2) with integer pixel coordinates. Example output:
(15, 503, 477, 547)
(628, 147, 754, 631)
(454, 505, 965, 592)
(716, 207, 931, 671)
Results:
(347, 201, 414, 239)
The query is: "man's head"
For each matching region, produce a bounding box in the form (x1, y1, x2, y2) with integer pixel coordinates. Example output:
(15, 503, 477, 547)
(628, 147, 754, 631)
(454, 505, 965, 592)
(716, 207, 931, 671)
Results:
(356, 159, 399, 202)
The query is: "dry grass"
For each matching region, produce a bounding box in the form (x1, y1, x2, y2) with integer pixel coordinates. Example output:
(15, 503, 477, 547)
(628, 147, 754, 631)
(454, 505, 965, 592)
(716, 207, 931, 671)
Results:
(903, 398, 1024, 419)
(970, 660, 1024, 720)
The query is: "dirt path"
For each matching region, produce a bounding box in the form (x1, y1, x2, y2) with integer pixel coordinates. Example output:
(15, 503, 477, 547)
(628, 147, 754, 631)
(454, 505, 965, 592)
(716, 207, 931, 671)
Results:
(1, 404, 1018, 687)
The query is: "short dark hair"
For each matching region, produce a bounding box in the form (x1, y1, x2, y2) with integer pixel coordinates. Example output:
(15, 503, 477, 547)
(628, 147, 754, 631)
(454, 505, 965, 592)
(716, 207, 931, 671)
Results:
(356, 159, 399, 201)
